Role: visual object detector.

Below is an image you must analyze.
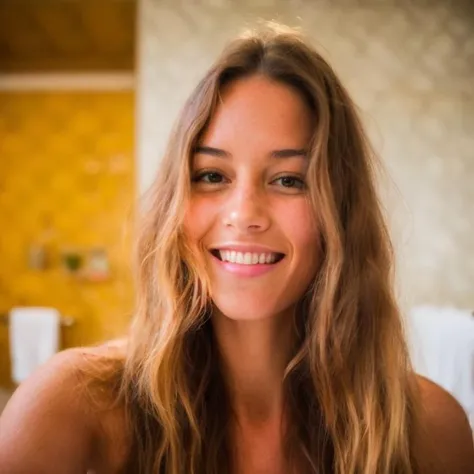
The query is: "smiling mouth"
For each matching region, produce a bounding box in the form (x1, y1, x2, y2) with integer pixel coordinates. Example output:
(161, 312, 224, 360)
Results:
(210, 249, 285, 265)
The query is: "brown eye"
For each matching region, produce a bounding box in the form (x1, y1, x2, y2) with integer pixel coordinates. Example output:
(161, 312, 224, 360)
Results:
(192, 171, 226, 184)
(205, 172, 223, 183)
(273, 176, 305, 189)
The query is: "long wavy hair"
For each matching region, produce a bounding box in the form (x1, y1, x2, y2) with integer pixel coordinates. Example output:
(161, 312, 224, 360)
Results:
(115, 23, 420, 474)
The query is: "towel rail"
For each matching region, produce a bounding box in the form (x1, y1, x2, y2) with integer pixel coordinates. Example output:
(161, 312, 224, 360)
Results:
(0, 313, 75, 327)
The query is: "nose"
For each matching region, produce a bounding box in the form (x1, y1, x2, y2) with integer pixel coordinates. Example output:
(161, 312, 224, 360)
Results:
(222, 182, 271, 234)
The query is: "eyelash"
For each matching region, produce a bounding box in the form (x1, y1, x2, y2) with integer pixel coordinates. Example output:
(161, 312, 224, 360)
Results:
(192, 171, 227, 185)
(191, 170, 306, 190)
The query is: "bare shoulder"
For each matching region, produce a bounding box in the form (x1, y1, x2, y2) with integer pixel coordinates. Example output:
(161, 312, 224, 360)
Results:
(0, 341, 130, 474)
(413, 374, 474, 474)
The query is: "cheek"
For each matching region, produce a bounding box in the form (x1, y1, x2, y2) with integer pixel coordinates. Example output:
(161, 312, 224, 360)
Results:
(278, 199, 319, 251)
(277, 199, 320, 292)
(183, 196, 218, 241)
(278, 200, 320, 302)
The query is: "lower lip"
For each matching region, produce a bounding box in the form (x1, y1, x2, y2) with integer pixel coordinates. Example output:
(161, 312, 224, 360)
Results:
(211, 253, 283, 277)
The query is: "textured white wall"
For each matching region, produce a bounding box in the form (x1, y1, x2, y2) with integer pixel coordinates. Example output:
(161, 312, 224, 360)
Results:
(136, 0, 474, 310)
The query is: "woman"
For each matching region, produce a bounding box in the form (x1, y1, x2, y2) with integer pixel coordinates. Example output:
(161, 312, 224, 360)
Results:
(1, 23, 473, 474)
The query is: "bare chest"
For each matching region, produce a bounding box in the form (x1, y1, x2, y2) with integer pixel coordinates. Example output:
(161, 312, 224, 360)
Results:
(234, 426, 288, 474)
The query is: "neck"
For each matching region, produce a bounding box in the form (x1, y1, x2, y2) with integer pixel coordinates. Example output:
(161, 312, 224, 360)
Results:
(212, 310, 295, 427)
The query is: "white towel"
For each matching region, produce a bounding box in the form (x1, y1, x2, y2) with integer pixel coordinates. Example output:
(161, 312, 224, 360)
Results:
(9, 307, 60, 384)
(406, 305, 474, 426)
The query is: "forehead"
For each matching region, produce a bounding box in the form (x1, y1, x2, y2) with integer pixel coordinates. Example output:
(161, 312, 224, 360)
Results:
(200, 75, 313, 149)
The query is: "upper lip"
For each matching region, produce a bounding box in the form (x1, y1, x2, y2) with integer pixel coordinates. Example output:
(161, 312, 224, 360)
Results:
(209, 243, 285, 255)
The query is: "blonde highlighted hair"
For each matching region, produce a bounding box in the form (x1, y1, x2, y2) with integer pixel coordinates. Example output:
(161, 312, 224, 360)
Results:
(108, 23, 420, 473)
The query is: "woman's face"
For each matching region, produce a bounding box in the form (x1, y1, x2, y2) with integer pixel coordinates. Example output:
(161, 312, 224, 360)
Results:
(184, 75, 320, 321)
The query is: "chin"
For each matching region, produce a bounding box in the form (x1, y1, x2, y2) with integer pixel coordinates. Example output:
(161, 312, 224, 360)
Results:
(211, 294, 289, 322)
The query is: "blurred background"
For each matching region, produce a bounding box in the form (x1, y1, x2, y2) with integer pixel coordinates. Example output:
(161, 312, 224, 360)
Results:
(0, 0, 473, 422)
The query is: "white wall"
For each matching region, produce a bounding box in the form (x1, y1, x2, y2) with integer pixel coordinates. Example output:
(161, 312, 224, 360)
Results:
(136, 0, 474, 310)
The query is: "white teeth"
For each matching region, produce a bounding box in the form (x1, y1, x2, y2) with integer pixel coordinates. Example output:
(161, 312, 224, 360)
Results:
(218, 250, 281, 265)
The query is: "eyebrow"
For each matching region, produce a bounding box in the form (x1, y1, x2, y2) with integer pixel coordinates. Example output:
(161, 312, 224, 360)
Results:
(271, 148, 307, 159)
(194, 146, 230, 158)
(194, 146, 307, 159)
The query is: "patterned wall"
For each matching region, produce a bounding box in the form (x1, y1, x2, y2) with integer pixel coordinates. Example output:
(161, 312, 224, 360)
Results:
(0, 91, 135, 386)
(137, 0, 474, 311)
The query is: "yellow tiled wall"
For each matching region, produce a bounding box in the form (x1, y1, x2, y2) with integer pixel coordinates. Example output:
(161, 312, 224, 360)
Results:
(0, 91, 135, 387)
